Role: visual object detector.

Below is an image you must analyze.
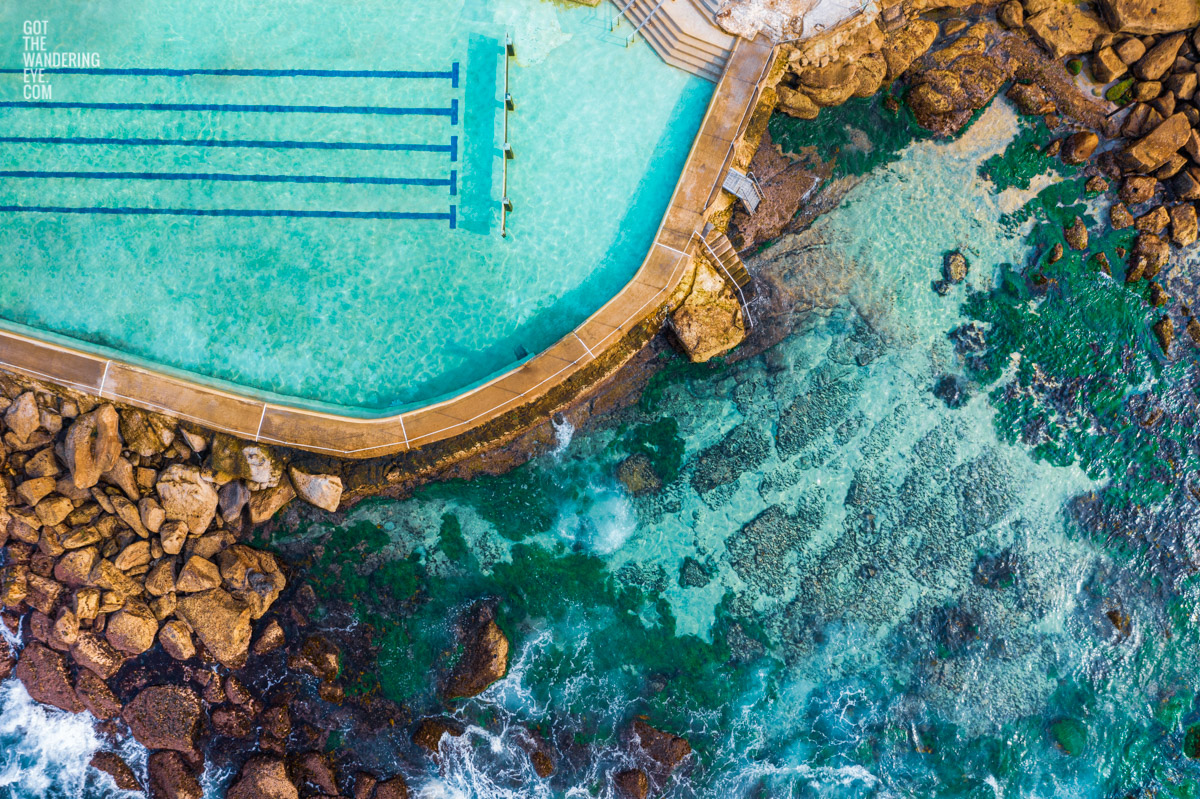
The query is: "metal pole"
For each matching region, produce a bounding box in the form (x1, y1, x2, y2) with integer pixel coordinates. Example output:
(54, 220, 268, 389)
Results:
(501, 34, 513, 238)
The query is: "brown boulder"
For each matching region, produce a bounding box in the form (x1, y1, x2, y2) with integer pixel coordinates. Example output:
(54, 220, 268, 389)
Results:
(1121, 175, 1158, 204)
(212, 704, 255, 738)
(71, 630, 126, 678)
(160, 521, 188, 556)
(1062, 131, 1100, 164)
(159, 620, 196, 661)
(1025, 3, 1110, 58)
(210, 434, 284, 487)
(149, 751, 203, 799)
(1121, 113, 1192, 172)
(252, 618, 287, 655)
(145, 558, 177, 596)
(882, 19, 939, 80)
(156, 465, 219, 536)
(176, 556, 222, 593)
(55, 547, 99, 587)
(374, 777, 410, 799)
(413, 717, 466, 754)
(75, 668, 122, 719)
(175, 588, 252, 667)
(1098, 0, 1200, 33)
(1127, 232, 1170, 280)
(631, 719, 693, 772)
(0, 636, 12, 681)
(63, 404, 122, 490)
(247, 478, 296, 525)
(287, 466, 343, 513)
(15, 642, 82, 712)
(614, 768, 649, 799)
(119, 408, 176, 457)
(122, 685, 202, 753)
(444, 603, 509, 699)
(90, 751, 141, 792)
(288, 635, 340, 681)
(4, 392, 41, 443)
(218, 545, 286, 618)
(106, 600, 159, 654)
(1092, 45, 1128, 82)
(291, 752, 339, 796)
(1170, 203, 1198, 245)
(1133, 32, 1187, 80)
(227, 757, 299, 799)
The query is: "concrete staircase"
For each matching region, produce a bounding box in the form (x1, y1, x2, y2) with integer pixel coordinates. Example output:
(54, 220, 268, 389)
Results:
(611, 0, 736, 83)
(703, 226, 755, 300)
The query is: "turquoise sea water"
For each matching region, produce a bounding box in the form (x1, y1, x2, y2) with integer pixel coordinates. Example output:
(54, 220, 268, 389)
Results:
(0, 0, 712, 411)
(8, 96, 1200, 798)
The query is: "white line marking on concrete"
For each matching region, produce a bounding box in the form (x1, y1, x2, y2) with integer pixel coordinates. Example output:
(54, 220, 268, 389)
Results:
(573, 332, 596, 359)
(254, 404, 267, 441)
(99, 360, 111, 397)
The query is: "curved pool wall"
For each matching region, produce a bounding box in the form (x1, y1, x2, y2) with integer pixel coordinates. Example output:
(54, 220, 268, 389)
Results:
(0, 0, 714, 413)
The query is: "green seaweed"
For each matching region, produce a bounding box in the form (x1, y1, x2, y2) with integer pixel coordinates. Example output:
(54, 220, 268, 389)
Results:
(768, 91, 933, 179)
(978, 114, 1074, 192)
(620, 417, 686, 484)
(420, 465, 557, 541)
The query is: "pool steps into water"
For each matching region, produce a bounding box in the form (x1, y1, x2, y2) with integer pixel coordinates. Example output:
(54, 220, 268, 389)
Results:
(611, 0, 734, 82)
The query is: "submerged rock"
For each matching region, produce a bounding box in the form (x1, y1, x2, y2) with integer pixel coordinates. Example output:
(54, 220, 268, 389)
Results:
(630, 718, 692, 772)
(1154, 315, 1175, 355)
(614, 768, 649, 799)
(1049, 717, 1088, 756)
(616, 454, 663, 497)
(412, 717, 466, 754)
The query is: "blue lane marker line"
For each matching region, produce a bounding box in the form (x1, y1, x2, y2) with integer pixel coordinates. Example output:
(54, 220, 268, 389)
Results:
(0, 99, 459, 122)
(0, 65, 461, 81)
(0, 135, 458, 155)
(450, 205, 456, 230)
(0, 169, 458, 191)
(0, 204, 457, 225)
(450, 170, 457, 197)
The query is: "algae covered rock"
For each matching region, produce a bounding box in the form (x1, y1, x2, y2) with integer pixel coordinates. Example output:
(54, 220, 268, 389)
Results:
(444, 602, 509, 699)
(616, 454, 663, 496)
(671, 259, 746, 363)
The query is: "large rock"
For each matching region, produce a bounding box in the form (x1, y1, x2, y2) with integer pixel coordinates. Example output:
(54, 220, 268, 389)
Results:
(218, 545, 286, 618)
(63, 405, 121, 490)
(444, 603, 509, 699)
(156, 465, 219, 536)
(75, 668, 122, 719)
(374, 777, 411, 799)
(55, 547, 99, 587)
(70, 630, 126, 678)
(4, 391, 40, 442)
(211, 434, 284, 487)
(118, 408, 175, 457)
(1121, 113, 1192, 172)
(176, 555, 222, 593)
(0, 637, 12, 681)
(1133, 32, 1187, 80)
(149, 751, 203, 799)
(227, 757, 299, 799)
(106, 600, 159, 654)
(15, 642, 81, 712)
(1025, 3, 1111, 58)
(1099, 0, 1200, 33)
(614, 768, 649, 799)
(288, 635, 341, 682)
(670, 260, 746, 363)
(248, 478, 296, 524)
(90, 751, 141, 792)
(159, 620, 196, 661)
(175, 588, 252, 667)
(881, 19, 939, 80)
(630, 719, 692, 772)
(288, 467, 343, 512)
(122, 685, 202, 753)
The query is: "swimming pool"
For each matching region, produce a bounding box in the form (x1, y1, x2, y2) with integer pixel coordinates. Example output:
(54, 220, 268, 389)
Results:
(0, 0, 714, 413)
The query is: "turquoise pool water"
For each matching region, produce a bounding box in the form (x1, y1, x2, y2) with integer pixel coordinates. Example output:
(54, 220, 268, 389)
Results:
(0, 0, 713, 412)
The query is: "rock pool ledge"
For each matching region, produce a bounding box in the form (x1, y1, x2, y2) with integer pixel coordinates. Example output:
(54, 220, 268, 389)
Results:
(0, 35, 775, 462)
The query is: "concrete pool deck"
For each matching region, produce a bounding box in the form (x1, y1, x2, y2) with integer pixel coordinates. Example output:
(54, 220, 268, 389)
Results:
(0, 34, 776, 459)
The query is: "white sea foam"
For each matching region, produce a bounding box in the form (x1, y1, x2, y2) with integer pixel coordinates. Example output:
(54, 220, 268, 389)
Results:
(0, 678, 123, 799)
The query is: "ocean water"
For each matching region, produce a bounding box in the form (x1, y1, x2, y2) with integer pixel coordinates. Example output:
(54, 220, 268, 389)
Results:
(0, 0, 711, 412)
(9, 96, 1200, 797)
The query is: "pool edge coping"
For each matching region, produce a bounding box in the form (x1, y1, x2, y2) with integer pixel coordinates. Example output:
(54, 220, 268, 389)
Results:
(0, 35, 777, 459)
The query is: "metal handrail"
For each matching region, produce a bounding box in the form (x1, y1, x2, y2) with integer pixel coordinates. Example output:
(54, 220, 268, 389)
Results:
(626, 0, 665, 46)
(611, 0, 639, 30)
(501, 34, 513, 238)
(695, 232, 754, 329)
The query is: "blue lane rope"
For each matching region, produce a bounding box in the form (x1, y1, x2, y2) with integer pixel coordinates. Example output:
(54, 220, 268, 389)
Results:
(0, 98, 459, 124)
